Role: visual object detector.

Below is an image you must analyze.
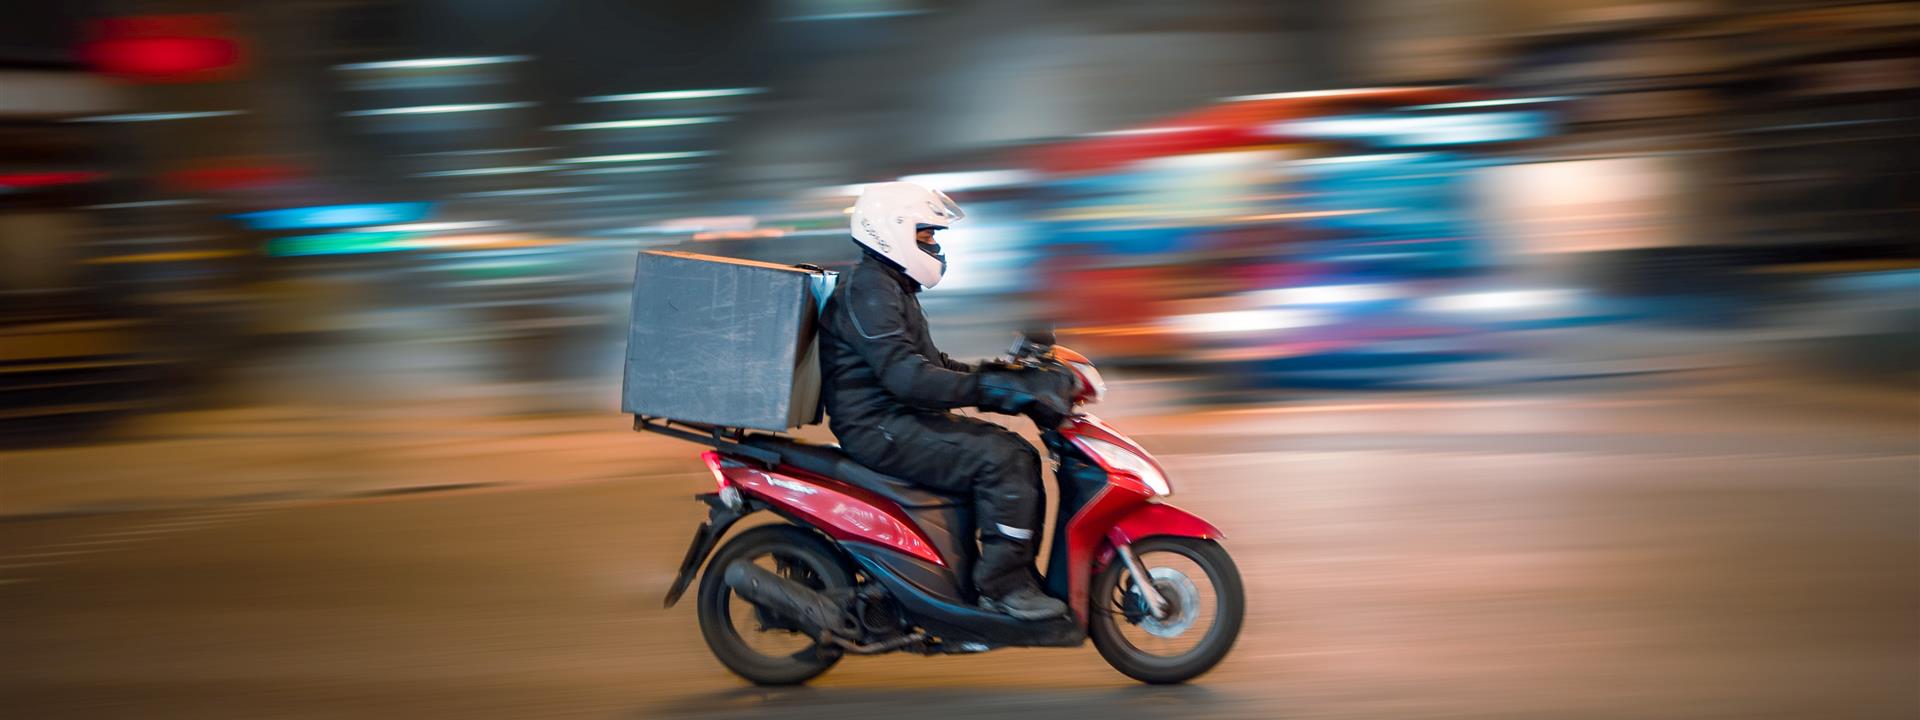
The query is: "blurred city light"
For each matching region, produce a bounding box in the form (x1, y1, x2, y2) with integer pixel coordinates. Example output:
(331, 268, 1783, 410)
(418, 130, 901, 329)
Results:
(549, 116, 728, 131)
(81, 14, 244, 81)
(234, 203, 434, 230)
(408, 147, 555, 157)
(82, 199, 202, 210)
(70, 110, 245, 122)
(1084, 126, 1210, 138)
(364, 220, 506, 233)
(1405, 96, 1572, 111)
(457, 187, 598, 198)
(1420, 289, 1581, 314)
(0, 171, 107, 189)
(579, 87, 765, 102)
(265, 230, 419, 257)
(557, 163, 705, 176)
(782, 9, 931, 22)
(333, 55, 531, 71)
(341, 101, 535, 117)
(1224, 87, 1432, 102)
(553, 151, 717, 164)
(1252, 284, 1404, 306)
(895, 170, 1035, 191)
(1268, 111, 1552, 145)
(411, 166, 551, 177)
(1165, 309, 1334, 334)
(545, 191, 692, 204)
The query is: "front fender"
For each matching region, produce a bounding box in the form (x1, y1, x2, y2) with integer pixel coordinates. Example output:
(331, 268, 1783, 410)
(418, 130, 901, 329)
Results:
(1106, 502, 1224, 547)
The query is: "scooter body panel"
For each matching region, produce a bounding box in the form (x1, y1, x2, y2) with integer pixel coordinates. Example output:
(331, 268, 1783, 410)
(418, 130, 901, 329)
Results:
(1108, 502, 1224, 546)
(719, 464, 945, 567)
(844, 545, 1085, 648)
(700, 412, 1208, 645)
(1054, 414, 1165, 627)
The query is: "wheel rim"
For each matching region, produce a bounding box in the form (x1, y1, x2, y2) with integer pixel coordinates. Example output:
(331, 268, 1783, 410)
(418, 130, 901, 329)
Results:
(1107, 547, 1220, 659)
(1137, 567, 1203, 638)
(722, 551, 830, 659)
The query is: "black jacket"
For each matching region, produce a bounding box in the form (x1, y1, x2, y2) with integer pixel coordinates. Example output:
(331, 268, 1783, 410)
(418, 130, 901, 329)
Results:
(818, 249, 979, 438)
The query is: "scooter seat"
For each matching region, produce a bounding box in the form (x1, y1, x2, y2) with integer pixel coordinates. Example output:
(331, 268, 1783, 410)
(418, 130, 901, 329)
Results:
(741, 436, 966, 509)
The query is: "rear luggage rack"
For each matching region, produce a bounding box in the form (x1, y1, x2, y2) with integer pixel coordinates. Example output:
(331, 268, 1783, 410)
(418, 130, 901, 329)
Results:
(632, 415, 782, 467)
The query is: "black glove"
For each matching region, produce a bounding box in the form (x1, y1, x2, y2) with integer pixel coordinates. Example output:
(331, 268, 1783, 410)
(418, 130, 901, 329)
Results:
(975, 365, 1077, 428)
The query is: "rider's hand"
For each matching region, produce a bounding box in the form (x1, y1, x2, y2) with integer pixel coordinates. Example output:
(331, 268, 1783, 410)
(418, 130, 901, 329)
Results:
(1019, 365, 1077, 429)
(973, 364, 1077, 428)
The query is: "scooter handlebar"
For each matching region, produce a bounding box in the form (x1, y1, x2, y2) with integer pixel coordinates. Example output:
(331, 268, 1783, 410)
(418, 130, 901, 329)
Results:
(1009, 329, 1056, 361)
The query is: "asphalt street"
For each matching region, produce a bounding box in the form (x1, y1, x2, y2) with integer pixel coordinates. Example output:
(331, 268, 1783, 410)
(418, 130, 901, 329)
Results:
(2, 373, 1915, 719)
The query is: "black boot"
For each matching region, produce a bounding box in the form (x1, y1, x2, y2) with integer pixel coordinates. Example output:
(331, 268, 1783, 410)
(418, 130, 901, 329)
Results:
(976, 531, 1068, 620)
(979, 584, 1069, 621)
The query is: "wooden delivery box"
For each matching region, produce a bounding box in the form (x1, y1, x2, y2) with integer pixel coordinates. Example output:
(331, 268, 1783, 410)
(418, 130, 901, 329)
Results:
(622, 250, 830, 431)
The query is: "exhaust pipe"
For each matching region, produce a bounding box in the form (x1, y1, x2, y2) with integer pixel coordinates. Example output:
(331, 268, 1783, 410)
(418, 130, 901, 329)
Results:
(724, 562, 856, 639)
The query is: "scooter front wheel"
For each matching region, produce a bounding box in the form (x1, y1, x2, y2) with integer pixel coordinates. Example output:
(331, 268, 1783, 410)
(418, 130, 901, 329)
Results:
(1089, 537, 1244, 684)
(696, 524, 853, 686)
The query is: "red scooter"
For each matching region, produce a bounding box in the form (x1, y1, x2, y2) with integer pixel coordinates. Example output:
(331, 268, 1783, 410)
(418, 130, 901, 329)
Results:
(653, 333, 1243, 685)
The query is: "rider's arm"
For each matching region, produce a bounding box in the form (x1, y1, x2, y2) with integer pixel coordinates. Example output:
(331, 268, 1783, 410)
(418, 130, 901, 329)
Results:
(936, 353, 975, 373)
(844, 280, 980, 410)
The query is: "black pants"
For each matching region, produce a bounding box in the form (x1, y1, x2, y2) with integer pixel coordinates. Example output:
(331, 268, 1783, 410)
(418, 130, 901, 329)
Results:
(838, 411, 1043, 598)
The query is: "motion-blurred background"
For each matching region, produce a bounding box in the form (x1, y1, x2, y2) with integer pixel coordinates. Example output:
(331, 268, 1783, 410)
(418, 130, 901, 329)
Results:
(4, 0, 1915, 429)
(1, 2, 1915, 718)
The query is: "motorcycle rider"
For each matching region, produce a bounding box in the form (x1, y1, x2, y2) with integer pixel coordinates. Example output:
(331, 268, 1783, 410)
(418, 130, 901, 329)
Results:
(818, 182, 1078, 621)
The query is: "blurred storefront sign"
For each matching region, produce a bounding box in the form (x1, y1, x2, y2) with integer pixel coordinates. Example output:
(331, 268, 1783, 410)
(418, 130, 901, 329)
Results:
(235, 203, 434, 231)
(81, 14, 245, 83)
(0, 171, 107, 190)
(164, 160, 300, 193)
(0, 71, 121, 118)
(1474, 156, 1683, 254)
(266, 231, 420, 257)
(1269, 110, 1552, 147)
(654, 216, 757, 233)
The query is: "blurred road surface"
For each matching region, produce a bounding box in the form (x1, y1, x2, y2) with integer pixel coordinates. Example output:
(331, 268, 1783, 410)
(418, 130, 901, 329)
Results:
(2, 373, 1915, 719)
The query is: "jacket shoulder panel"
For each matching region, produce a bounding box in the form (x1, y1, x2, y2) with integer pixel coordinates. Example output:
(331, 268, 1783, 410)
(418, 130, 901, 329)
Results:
(839, 264, 909, 340)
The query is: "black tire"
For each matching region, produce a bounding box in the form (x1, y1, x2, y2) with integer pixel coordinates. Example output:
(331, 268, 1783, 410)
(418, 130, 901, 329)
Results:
(1089, 537, 1244, 684)
(696, 524, 853, 686)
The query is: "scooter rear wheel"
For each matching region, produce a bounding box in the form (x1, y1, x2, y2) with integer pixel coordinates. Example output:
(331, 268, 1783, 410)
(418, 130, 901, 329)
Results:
(696, 524, 854, 685)
(1089, 537, 1244, 684)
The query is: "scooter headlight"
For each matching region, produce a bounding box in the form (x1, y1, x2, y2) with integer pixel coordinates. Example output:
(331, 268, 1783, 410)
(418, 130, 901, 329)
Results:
(1076, 436, 1171, 497)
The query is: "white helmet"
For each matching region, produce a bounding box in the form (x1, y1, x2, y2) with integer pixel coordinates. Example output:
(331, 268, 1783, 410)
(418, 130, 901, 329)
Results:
(850, 181, 965, 289)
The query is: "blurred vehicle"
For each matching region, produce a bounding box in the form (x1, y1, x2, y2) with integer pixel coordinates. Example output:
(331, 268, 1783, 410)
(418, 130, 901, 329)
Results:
(655, 332, 1242, 685)
(1021, 88, 1612, 387)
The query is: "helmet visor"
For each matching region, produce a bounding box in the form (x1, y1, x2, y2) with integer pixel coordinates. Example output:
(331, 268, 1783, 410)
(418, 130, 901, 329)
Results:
(925, 189, 966, 225)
